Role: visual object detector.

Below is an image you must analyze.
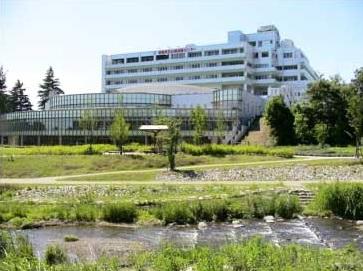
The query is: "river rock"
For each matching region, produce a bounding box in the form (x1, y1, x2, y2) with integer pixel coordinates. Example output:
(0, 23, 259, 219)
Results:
(356, 220, 363, 225)
(264, 216, 275, 223)
(198, 222, 208, 229)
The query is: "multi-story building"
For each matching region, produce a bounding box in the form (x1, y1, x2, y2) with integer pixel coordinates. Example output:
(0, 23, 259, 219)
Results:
(102, 25, 318, 99)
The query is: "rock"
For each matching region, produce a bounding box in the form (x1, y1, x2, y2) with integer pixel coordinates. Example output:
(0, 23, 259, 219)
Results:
(356, 220, 363, 225)
(232, 219, 244, 228)
(232, 219, 242, 225)
(264, 216, 275, 223)
(198, 222, 208, 230)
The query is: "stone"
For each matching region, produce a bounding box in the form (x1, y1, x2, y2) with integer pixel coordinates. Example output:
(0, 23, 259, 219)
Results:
(264, 215, 275, 223)
(356, 220, 363, 225)
(198, 222, 208, 229)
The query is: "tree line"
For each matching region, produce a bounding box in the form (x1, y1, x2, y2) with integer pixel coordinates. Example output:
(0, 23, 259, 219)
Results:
(265, 67, 363, 157)
(0, 66, 63, 113)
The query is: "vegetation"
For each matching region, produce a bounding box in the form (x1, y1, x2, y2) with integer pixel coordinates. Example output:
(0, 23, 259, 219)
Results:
(44, 244, 68, 265)
(215, 110, 226, 143)
(309, 182, 363, 219)
(1, 231, 362, 271)
(264, 95, 296, 145)
(79, 110, 97, 153)
(8, 80, 32, 112)
(38, 66, 64, 109)
(133, 237, 363, 271)
(110, 110, 129, 153)
(102, 202, 137, 223)
(64, 235, 79, 242)
(181, 143, 294, 158)
(191, 105, 207, 145)
(0, 66, 9, 113)
(313, 122, 329, 147)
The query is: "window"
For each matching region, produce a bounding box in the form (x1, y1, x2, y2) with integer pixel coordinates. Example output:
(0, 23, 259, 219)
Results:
(144, 79, 153, 83)
(221, 72, 244, 78)
(128, 79, 137, 84)
(249, 41, 256, 47)
(106, 71, 111, 75)
(222, 60, 244, 66)
(261, 52, 269, 58)
(206, 74, 218, 79)
(157, 78, 167, 82)
(283, 52, 293, 58)
(126, 57, 139, 63)
(158, 67, 168, 71)
(255, 75, 269, 80)
(142, 68, 152, 72)
(128, 69, 138, 73)
(173, 65, 183, 70)
(190, 75, 201, 80)
(283, 76, 298, 81)
(175, 77, 184, 81)
(204, 50, 219, 56)
(254, 64, 269, 68)
(253, 52, 258, 59)
(191, 63, 201, 68)
(188, 51, 202, 58)
(206, 63, 217, 67)
(284, 65, 298, 70)
(112, 58, 124, 65)
(258, 41, 262, 47)
(156, 54, 169, 60)
(171, 53, 185, 59)
(141, 56, 154, 62)
(222, 48, 238, 55)
(239, 48, 244, 53)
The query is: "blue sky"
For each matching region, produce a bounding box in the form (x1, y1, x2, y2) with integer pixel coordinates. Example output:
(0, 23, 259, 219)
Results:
(1, 0, 363, 106)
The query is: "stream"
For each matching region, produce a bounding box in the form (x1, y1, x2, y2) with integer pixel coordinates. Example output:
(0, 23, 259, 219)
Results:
(18, 217, 363, 261)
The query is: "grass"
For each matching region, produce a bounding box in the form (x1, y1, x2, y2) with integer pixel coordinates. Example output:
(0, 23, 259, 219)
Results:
(1, 232, 362, 270)
(0, 153, 284, 178)
(64, 235, 79, 242)
(307, 182, 363, 219)
(293, 145, 356, 157)
(102, 202, 137, 223)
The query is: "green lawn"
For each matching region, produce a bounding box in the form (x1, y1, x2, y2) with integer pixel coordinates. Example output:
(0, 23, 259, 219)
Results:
(0, 154, 284, 178)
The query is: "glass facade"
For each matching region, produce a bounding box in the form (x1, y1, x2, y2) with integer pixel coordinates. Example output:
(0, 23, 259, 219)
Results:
(0, 91, 240, 145)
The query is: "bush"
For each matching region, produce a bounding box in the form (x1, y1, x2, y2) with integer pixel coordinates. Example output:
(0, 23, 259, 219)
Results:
(64, 235, 79, 242)
(102, 202, 137, 223)
(310, 183, 363, 219)
(180, 143, 294, 158)
(45, 244, 68, 265)
(155, 202, 195, 225)
(275, 195, 302, 219)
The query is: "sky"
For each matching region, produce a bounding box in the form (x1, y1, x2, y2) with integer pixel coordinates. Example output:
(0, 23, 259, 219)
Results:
(0, 0, 363, 107)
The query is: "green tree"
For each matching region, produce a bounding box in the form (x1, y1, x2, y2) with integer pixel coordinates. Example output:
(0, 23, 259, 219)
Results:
(347, 68, 363, 158)
(191, 106, 207, 145)
(264, 95, 295, 145)
(110, 111, 129, 154)
(215, 110, 226, 144)
(38, 67, 63, 109)
(8, 80, 32, 112)
(157, 117, 181, 171)
(293, 103, 315, 144)
(0, 66, 9, 114)
(314, 123, 329, 148)
(307, 78, 351, 145)
(79, 110, 97, 152)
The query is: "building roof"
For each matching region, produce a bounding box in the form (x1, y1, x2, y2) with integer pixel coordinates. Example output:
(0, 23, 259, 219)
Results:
(112, 83, 216, 95)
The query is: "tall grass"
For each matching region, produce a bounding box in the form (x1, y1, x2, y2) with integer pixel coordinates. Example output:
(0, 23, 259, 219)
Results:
(181, 143, 294, 158)
(154, 194, 302, 225)
(0, 143, 153, 156)
(133, 237, 363, 271)
(102, 202, 137, 223)
(309, 183, 363, 219)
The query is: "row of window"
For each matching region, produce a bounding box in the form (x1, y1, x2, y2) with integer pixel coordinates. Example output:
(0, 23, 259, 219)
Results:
(106, 72, 245, 85)
(106, 60, 245, 75)
(276, 65, 298, 70)
(110, 48, 245, 65)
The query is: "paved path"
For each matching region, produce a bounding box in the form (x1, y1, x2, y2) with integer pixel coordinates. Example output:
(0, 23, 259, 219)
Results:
(0, 156, 357, 185)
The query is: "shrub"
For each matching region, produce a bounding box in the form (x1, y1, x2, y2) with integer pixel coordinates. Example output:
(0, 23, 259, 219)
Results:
(64, 235, 79, 242)
(311, 183, 363, 219)
(191, 201, 229, 222)
(154, 202, 195, 225)
(102, 202, 137, 223)
(275, 195, 302, 219)
(180, 143, 294, 158)
(45, 244, 68, 265)
(73, 205, 97, 222)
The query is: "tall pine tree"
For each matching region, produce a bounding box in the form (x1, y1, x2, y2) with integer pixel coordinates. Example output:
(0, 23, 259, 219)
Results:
(0, 66, 9, 113)
(9, 80, 32, 112)
(38, 67, 63, 109)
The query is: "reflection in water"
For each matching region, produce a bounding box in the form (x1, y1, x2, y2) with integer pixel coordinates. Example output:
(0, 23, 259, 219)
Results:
(21, 218, 363, 261)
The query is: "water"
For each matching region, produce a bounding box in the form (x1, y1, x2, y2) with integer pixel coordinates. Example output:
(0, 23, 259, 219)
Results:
(19, 218, 363, 261)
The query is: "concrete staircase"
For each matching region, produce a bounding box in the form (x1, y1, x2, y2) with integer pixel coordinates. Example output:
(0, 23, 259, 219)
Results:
(289, 189, 315, 206)
(241, 117, 274, 146)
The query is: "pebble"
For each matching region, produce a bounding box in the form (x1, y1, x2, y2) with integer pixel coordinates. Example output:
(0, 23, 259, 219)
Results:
(264, 216, 275, 223)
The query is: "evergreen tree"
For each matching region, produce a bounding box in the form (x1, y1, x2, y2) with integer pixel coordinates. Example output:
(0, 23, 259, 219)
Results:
(0, 66, 9, 113)
(38, 67, 63, 109)
(264, 95, 296, 145)
(9, 80, 32, 112)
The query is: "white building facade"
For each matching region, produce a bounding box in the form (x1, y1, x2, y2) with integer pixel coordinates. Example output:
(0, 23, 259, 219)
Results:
(102, 25, 318, 101)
